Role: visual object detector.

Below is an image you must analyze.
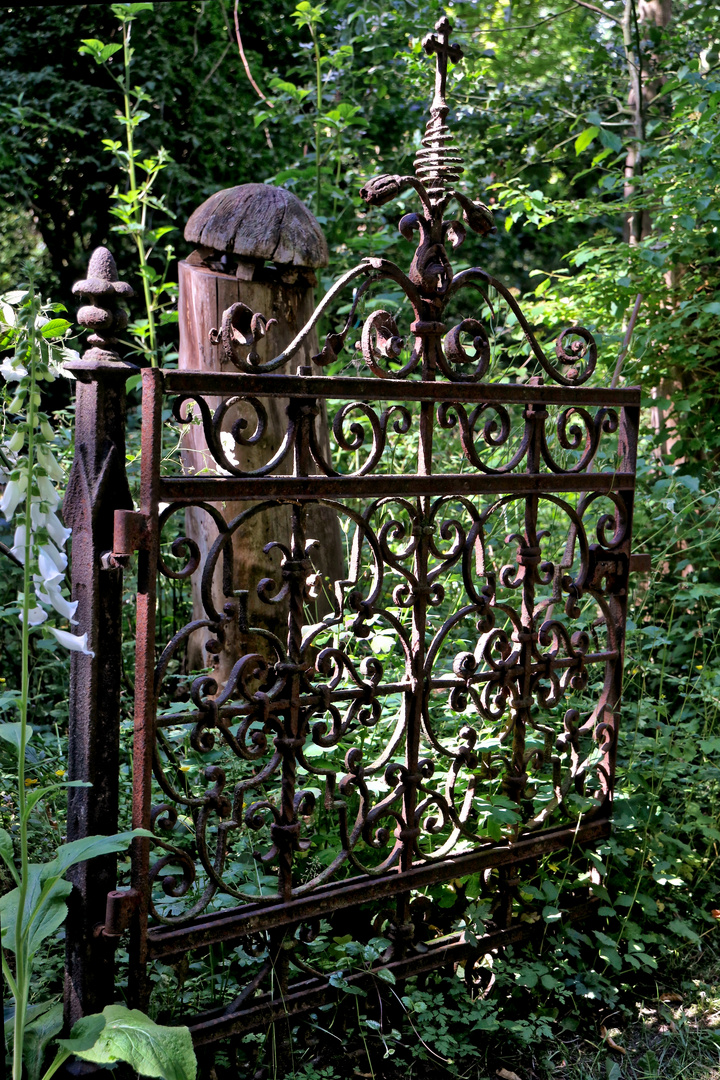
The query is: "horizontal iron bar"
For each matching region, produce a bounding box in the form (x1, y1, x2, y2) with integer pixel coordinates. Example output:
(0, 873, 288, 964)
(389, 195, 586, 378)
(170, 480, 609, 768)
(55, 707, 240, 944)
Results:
(186, 896, 600, 1044)
(155, 651, 619, 728)
(147, 818, 610, 960)
(158, 473, 635, 502)
(162, 370, 641, 407)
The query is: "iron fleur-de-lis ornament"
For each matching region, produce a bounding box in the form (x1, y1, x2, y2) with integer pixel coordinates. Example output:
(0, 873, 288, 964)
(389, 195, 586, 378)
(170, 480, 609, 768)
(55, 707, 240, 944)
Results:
(360, 17, 496, 298)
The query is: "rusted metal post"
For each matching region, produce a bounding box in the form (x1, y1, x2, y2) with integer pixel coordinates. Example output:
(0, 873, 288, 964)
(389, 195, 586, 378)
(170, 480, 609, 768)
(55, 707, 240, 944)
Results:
(62, 247, 135, 1025)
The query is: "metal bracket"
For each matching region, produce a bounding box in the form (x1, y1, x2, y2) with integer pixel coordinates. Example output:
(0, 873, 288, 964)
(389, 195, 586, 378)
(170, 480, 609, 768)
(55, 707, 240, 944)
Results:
(95, 888, 141, 943)
(113, 509, 150, 557)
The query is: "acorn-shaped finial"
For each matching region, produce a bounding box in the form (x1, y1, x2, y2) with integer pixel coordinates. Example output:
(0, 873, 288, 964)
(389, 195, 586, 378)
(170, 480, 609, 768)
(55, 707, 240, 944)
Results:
(72, 247, 134, 363)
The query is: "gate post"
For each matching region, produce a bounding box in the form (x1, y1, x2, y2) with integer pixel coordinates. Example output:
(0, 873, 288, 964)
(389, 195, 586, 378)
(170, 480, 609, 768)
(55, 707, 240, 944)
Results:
(62, 248, 136, 1026)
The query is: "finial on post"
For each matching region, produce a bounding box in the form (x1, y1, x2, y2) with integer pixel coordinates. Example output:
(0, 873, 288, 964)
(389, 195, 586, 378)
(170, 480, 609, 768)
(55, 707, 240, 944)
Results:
(360, 16, 495, 245)
(72, 247, 134, 366)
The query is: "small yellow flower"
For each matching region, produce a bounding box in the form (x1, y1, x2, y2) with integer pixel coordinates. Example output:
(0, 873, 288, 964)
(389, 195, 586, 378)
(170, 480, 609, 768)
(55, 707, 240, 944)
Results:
(55, 769, 66, 777)
(24, 779, 38, 787)
(696, 665, 703, 671)
(179, 765, 191, 773)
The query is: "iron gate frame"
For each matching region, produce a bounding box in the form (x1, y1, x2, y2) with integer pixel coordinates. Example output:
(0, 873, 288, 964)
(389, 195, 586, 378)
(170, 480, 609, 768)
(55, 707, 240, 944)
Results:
(66, 17, 647, 1049)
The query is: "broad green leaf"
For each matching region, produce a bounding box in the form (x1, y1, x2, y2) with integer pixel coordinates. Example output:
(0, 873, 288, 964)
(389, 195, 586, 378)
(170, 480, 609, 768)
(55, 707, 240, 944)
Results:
(598, 126, 623, 152)
(39, 319, 71, 338)
(0, 870, 72, 956)
(57, 1013, 107, 1054)
(73, 1005, 197, 1080)
(667, 918, 700, 943)
(541, 905, 562, 923)
(0, 723, 32, 751)
(100, 43, 123, 62)
(574, 126, 599, 154)
(0, 828, 18, 884)
(25, 781, 91, 818)
(41, 830, 150, 880)
(24, 1003, 63, 1080)
(598, 945, 622, 970)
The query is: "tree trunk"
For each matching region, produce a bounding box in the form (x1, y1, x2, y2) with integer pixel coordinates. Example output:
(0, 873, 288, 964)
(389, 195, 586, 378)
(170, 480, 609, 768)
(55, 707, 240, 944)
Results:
(178, 258, 344, 685)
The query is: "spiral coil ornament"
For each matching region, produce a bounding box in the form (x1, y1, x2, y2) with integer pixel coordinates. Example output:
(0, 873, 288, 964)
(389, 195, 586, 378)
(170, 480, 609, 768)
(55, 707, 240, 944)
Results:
(413, 19, 465, 205)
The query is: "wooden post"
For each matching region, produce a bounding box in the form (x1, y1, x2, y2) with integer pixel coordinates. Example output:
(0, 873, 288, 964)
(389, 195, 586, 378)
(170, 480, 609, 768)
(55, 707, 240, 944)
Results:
(178, 184, 344, 681)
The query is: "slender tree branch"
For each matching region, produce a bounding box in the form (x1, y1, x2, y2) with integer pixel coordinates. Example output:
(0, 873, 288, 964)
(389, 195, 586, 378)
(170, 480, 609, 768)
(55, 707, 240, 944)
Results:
(0, 541, 23, 569)
(233, 0, 273, 106)
(611, 292, 643, 386)
(472, 5, 577, 33)
(569, 0, 623, 23)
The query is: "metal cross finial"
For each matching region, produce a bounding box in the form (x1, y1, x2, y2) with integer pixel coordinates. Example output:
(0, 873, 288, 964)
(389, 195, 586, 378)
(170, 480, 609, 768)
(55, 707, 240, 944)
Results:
(423, 16, 463, 113)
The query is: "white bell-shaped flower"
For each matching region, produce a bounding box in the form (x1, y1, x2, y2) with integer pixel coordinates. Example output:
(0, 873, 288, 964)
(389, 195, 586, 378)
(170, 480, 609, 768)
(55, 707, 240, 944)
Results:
(49, 627, 94, 656)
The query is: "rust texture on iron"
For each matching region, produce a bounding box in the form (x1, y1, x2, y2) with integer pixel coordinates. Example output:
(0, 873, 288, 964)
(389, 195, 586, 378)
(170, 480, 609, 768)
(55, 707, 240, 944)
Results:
(62, 248, 136, 1026)
(65, 18, 643, 1044)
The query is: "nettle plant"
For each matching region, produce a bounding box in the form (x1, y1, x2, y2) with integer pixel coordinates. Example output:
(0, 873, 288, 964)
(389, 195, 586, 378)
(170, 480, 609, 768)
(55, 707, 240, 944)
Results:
(0, 287, 196, 1080)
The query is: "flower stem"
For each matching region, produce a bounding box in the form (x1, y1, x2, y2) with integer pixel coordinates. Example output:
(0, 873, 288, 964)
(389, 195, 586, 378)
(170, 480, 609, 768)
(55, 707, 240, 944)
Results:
(310, 22, 322, 217)
(13, 287, 39, 1080)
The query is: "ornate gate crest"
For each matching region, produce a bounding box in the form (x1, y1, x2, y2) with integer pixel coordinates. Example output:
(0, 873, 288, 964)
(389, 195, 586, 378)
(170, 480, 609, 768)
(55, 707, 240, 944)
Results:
(112, 18, 642, 1044)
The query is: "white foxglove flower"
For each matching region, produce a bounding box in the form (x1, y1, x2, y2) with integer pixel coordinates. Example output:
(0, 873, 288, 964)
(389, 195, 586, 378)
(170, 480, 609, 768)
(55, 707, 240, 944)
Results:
(26, 607, 48, 627)
(36, 446, 64, 483)
(0, 360, 27, 382)
(37, 474, 60, 509)
(0, 477, 26, 521)
(37, 548, 64, 585)
(35, 581, 78, 624)
(9, 524, 26, 563)
(7, 430, 24, 453)
(39, 508, 72, 548)
(39, 541, 67, 574)
(49, 627, 94, 656)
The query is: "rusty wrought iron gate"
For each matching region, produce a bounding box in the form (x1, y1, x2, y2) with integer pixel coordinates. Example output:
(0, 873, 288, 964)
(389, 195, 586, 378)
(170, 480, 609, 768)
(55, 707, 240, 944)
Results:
(99, 18, 644, 1047)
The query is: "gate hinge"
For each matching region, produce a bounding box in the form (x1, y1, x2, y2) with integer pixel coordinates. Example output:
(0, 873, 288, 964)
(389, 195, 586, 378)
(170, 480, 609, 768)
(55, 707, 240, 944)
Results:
(113, 509, 151, 559)
(95, 887, 141, 943)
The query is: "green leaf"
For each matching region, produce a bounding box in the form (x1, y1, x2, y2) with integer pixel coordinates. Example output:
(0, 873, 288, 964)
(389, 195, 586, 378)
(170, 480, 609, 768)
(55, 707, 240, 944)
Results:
(541, 905, 562, 923)
(0, 828, 18, 884)
(575, 126, 599, 154)
(41, 830, 150, 880)
(376, 967, 396, 985)
(57, 1013, 107, 1054)
(598, 126, 623, 152)
(0, 870, 72, 956)
(0, 723, 32, 751)
(71, 1006, 197, 1080)
(100, 43, 123, 62)
(24, 1003, 63, 1080)
(667, 918, 700, 943)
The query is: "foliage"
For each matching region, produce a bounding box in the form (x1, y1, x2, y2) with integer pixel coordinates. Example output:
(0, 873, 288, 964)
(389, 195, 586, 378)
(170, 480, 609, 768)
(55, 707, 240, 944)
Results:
(0, 288, 196, 1079)
(79, 2, 178, 366)
(2, 1, 720, 1078)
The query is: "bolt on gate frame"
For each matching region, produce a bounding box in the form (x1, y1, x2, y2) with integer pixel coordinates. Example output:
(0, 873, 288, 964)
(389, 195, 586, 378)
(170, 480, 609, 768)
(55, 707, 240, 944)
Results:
(67, 17, 646, 1051)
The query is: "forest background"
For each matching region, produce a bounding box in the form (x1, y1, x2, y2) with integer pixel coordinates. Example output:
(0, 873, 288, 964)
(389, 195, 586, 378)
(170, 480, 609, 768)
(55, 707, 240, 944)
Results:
(1, 0, 720, 1078)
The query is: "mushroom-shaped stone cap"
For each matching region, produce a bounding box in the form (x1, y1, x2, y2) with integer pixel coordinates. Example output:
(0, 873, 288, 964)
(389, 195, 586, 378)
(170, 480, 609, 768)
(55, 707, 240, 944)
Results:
(72, 246, 134, 298)
(184, 183, 328, 268)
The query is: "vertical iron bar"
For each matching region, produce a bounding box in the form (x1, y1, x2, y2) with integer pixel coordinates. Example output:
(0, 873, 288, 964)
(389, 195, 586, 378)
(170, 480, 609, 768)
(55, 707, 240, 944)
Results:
(128, 367, 163, 1010)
